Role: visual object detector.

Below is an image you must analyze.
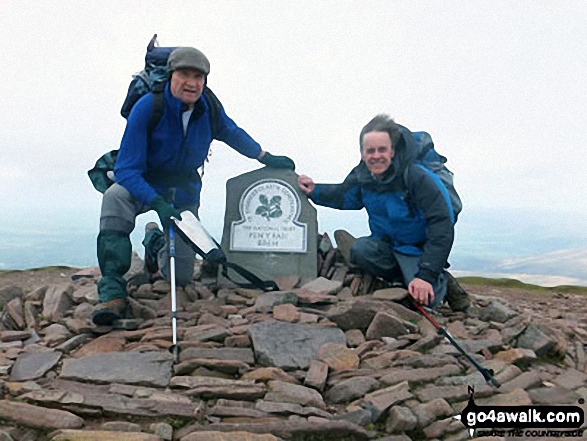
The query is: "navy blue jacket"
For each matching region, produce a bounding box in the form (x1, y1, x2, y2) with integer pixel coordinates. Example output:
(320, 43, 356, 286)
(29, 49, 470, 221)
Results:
(310, 126, 454, 284)
(115, 84, 262, 207)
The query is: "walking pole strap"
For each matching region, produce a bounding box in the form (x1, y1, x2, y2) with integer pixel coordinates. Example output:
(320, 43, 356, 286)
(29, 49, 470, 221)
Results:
(221, 261, 279, 292)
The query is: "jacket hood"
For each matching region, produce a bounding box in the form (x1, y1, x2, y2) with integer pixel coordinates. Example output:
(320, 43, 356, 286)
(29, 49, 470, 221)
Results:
(354, 124, 417, 191)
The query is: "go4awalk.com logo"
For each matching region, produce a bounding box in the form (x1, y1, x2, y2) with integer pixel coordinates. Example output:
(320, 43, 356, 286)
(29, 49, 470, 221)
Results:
(453, 387, 585, 438)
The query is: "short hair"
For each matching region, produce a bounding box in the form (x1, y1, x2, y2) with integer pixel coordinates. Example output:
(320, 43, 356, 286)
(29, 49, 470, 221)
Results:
(359, 114, 401, 151)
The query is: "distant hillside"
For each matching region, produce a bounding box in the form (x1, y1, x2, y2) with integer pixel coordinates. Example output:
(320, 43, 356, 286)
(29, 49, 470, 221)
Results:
(494, 248, 587, 285)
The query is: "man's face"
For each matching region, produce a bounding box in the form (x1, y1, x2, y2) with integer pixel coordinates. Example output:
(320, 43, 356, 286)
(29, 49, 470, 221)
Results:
(361, 131, 394, 179)
(170, 68, 205, 107)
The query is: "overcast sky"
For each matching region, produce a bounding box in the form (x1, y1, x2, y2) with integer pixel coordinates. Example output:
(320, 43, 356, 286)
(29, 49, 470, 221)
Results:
(1, 1, 586, 256)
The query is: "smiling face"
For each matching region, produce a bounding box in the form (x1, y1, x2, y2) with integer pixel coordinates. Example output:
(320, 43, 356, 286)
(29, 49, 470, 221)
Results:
(169, 68, 205, 108)
(361, 131, 394, 179)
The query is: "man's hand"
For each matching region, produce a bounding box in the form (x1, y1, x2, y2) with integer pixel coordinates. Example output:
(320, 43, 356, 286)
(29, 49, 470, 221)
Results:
(408, 278, 435, 306)
(258, 151, 295, 170)
(297, 175, 315, 195)
(150, 196, 182, 229)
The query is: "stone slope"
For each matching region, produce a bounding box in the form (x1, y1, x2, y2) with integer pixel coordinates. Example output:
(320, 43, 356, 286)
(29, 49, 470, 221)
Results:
(0, 244, 586, 440)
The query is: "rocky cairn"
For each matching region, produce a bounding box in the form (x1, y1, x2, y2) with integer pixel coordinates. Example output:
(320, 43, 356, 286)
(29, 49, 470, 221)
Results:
(0, 233, 585, 440)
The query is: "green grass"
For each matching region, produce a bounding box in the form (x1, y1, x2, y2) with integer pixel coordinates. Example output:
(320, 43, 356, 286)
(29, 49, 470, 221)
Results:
(457, 276, 587, 294)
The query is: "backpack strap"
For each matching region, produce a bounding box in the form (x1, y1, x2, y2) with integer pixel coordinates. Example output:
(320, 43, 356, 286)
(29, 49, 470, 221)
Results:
(148, 82, 166, 137)
(203, 87, 222, 138)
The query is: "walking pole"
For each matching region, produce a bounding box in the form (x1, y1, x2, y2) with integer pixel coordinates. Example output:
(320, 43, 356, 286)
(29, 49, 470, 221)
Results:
(168, 222, 180, 363)
(411, 300, 501, 388)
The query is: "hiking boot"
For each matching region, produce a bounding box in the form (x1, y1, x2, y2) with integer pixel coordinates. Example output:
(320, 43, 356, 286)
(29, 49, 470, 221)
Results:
(143, 222, 163, 274)
(91, 298, 128, 326)
(334, 229, 357, 267)
(445, 272, 470, 312)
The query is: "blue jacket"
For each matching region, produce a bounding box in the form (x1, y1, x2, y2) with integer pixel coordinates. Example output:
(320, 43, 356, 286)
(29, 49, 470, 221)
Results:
(310, 126, 454, 284)
(115, 84, 262, 207)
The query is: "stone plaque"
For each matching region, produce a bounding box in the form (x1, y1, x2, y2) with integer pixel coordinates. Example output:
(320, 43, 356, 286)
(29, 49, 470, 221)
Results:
(230, 178, 306, 253)
(220, 167, 317, 285)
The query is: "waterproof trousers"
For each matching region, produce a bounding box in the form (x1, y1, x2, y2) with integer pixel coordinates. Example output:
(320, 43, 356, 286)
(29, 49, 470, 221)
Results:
(98, 183, 199, 302)
(350, 236, 447, 308)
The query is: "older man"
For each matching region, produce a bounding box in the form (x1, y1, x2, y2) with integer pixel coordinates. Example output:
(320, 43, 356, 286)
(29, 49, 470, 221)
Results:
(298, 114, 468, 310)
(93, 47, 294, 325)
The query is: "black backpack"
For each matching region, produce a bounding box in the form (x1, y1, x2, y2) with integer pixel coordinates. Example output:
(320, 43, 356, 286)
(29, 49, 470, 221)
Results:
(88, 34, 221, 193)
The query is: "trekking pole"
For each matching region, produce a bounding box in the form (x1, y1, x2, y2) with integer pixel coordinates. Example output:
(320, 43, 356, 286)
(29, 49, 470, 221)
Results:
(411, 300, 500, 388)
(168, 222, 180, 363)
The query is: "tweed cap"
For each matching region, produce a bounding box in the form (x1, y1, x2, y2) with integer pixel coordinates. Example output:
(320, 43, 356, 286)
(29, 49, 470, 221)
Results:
(167, 47, 210, 75)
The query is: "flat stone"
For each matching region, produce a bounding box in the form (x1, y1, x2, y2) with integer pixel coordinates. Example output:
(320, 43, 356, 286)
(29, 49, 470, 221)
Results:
(527, 387, 581, 405)
(264, 380, 325, 408)
(181, 421, 369, 441)
(300, 277, 343, 295)
(304, 360, 329, 392)
(366, 312, 412, 339)
(184, 325, 230, 343)
(42, 283, 73, 322)
(494, 348, 537, 366)
(0, 330, 32, 342)
(180, 347, 255, 364)
(411, 398, 453, 427)
(255, 400, 331, 418)
(174, 358, 250, 375)
(436, 372, 488, 388)
(10, 350, 61, 381)
(181, 431, 281, 441)
(186, 384, 266, 401)
(498, 370, 543, 394)
(345, 329, 365, 347)
(150, 422, 173, 441)
(316, 342, 359, 371)
(372, 287, 409, 302)
(0, 285, 23, 308)
(71, 284, 99, 304)
(254, 291, 298, 313)
(363, 381, 413, 421)
(385, 406, 418, 433)
(416, 385, 493, 403)
(224, 335, 251, 348)
(479, 301, 517, 323)
(49, 430, 160, 440)
(325, 376, 380, 404)
(272, 303, 300, 322)
(294, 289, 338, 305)
(478, 388, 532, 406)
(209, 405, 269, 419)
(516, 323, 558, 356)
(5, 297, 25, 330)
(73, 335, 125, 358)
(241, 367, 299, 384)
(379, 365, 462, 386)
(249, 321, 345, 370)
(0, 400, 83, 430)
(326, 301, 378, 332)
(100, 421, 143, 432)
(171, 376, 255, 389)
(553, 369, 587, 389)
(61, 351, 173, 387)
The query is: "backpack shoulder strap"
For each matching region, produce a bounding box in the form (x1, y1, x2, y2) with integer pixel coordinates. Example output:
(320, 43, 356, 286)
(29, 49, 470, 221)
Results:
(148, 82, 166, 137)
(203, 87, 222, 138)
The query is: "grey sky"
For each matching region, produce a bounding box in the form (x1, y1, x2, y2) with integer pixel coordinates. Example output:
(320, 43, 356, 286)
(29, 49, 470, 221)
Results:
(1, 1, 586, 259)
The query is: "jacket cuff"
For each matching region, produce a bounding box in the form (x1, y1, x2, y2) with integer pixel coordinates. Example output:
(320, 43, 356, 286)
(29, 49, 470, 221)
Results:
(415, 267, 438, 286)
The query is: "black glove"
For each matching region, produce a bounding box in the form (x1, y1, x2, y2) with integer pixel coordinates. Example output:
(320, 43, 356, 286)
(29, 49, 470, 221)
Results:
(150, 196, 182, 229)
(259, 152, 295, 170)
